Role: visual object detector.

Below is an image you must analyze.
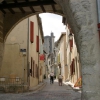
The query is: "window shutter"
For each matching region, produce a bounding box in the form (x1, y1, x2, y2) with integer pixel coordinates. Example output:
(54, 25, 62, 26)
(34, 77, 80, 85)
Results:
(36, 36, 39, 52)
(31, 57, 33, 76)
(33, 60, 34, 77)
(30, 21, 34, 43)
(98, 23, 100, 41)
(35, 64, 38, 78)
(73, 59, 75, 73)
(70, 64, 73, 75)
(70, 39, 73, 52)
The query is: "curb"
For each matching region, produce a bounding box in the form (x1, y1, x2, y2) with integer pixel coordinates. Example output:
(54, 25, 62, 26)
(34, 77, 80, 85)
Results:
(29, 82, 47, 92)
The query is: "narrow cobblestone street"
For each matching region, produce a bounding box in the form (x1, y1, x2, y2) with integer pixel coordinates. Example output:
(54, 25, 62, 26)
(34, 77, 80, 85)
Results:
(0, 79, 81, 100)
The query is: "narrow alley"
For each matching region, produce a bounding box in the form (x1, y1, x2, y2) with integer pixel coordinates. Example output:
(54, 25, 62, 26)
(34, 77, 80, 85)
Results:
(0, 79, 81, 100)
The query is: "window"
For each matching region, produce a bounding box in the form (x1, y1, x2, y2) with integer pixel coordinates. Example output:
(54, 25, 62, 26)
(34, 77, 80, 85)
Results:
(33, 60, 35, 77)
(35, 64, 38, 78)
(36, 36, 39, 52)
(30, 21, 34, 43)
(70, 39, 73, 52)
(30, 57, 33, 76)
(70, 59, 75, 75)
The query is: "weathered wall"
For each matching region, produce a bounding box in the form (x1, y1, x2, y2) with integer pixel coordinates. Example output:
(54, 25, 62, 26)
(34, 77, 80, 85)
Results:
(28, 16, 39, 87)
(55, 0, 100, 99)
(0, 15, 43, 88)
(4, 13, 32, 41)
(0, 18, 28, 84)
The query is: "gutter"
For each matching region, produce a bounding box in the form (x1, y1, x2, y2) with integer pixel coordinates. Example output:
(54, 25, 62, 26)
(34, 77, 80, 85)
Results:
(27, 17, 30, 86)
(37, 14, 39, 84)
(97, 0, 100, 23)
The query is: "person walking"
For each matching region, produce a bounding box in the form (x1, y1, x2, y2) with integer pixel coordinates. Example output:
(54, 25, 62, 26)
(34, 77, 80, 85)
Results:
(50, 72, 54, 84)
(58, 74, 63, 86)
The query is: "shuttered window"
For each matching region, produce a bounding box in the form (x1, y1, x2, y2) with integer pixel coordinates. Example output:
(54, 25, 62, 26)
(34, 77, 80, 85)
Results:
(70, 39, 73, 52)
(30, 57, 33, 76)
(30, 21, 34, 43)
(70, 59, 75, 75)
(35, 64, 38, 78)
(36, 36, 39, 52)
(98, 23, 100, 41)
(33, 60, 34, 77)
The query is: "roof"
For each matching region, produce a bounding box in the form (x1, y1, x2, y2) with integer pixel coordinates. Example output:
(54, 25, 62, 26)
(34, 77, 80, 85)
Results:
(37, 15, 44, 43)
(0, 0, 63, 15)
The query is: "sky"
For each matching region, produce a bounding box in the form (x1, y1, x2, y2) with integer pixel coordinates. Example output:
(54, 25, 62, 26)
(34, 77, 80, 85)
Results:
(39, 13, 66, 41)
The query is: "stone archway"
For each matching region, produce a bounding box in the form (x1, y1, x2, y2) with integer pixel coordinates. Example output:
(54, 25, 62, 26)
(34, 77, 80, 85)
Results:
(54, 0, 100, 100)
(0, 0, 100, 99)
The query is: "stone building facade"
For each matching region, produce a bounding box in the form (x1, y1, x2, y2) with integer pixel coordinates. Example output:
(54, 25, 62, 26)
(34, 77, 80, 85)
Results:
(65, 24, 81, 86)
(0, 15, 44, 92)
(56, 32, 68, 81)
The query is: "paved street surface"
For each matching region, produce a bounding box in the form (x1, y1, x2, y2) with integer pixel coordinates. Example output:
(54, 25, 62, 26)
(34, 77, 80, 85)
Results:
(0, 79, 81, 100)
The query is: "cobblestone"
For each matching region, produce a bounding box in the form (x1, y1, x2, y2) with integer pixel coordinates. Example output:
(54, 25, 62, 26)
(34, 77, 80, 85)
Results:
(0, 79, 81, 100)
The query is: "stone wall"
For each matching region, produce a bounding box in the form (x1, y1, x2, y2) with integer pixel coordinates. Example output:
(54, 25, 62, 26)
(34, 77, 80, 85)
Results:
(55, 0, 100, 100)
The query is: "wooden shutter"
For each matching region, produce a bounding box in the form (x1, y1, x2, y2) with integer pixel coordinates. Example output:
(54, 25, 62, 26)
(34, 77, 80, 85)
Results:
(73, 59, 75, 73)
(30, 57, 33, 76)
(36, 36, 39, 52)
(70, 64, 73, 75)
(98, 23, 100, 41)
(33, 60, 34, 77)
(30, 21, 34, 43)
(35, 64, 38, 78)
(70, 39, 73, 52)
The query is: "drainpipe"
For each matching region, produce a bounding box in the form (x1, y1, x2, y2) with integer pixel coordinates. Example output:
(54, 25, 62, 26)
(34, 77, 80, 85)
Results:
(97, 0, 100, 41)
(27, 18, 30, 86)
(38, 16, 39, 84)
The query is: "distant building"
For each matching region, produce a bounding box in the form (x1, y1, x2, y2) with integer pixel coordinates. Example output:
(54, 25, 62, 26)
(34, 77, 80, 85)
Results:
(43, 32, 55, 74)
(43, 32, 55, 54)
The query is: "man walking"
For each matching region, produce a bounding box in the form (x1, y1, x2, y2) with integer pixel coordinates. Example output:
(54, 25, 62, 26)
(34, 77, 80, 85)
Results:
(50, 72, 54, 84)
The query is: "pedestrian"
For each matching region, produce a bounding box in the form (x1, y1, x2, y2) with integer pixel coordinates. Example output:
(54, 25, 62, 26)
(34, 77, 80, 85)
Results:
(58, 74, 63, 86)
(50, 72, 54, 84)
